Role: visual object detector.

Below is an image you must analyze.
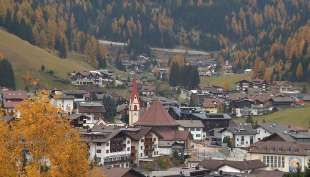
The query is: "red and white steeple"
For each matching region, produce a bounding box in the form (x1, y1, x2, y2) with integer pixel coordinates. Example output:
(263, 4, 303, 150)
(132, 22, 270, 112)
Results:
(129, 76, 140, 126)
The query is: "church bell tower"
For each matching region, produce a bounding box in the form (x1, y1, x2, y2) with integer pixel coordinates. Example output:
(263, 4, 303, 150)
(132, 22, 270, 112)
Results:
(128, 76, 140, 126)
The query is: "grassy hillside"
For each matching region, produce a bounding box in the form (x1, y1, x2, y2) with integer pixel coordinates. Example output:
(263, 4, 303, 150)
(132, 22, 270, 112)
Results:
(0, 29, 93, 89)
(200, 73, 251, 89)
(235, 106, 310, 129)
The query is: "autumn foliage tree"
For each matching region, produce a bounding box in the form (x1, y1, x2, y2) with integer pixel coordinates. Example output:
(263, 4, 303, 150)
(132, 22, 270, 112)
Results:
(0, 93, 101, 177)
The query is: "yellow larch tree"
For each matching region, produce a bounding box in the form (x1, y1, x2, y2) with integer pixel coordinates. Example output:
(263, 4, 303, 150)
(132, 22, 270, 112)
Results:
(0, 92, 105, 177)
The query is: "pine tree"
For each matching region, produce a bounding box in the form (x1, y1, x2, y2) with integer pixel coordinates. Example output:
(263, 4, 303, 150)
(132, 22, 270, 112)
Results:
(169, 63, 179, 87)
(0, 59, 15, 89)
(296, 62, 304, 81)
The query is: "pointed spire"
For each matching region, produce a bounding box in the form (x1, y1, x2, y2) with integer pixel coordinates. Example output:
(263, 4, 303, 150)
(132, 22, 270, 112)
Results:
(130, 75, 139, 102)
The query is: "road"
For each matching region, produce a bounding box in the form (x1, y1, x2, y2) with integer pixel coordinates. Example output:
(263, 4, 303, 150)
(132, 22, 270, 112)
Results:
(98, 39, 216, 56)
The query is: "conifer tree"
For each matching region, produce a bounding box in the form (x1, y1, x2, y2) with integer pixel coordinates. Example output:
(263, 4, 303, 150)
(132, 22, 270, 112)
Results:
(0, 59, 16, 89)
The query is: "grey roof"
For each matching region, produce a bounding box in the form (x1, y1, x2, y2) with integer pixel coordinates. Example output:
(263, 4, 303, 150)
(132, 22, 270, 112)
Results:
(288, 131, 310, 139)
(258, 123, 295, 142)
(225, 123, 257, 135)
(79, 102, 103, 107)
(272, 96, 294, 102)
(80, 128, 123, 143)
(193, 113, 232, 120)
(176, 120, 204, 128)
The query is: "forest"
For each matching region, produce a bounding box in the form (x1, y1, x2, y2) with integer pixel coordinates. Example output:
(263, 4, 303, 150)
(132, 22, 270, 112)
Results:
(1, 0, 310, 82)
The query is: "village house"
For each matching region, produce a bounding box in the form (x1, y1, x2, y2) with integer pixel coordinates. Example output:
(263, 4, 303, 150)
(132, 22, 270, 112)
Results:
(50, 94, 74, 114)
(140, 84, 156, 97)
(198, 159, 266, 174)
(216, 123, 258, 148)
(176, 120, 206, 141)
(123, 127, 160, 165)
(69, 113, 105, 128)
(256, 123, 310, 143)
(62, 90, 89, 103)
(77, 102, 106, 121)
(170, 106, 232, 132)
(236, 79, 269, 92)
(202, 97, 224, 114)
(80, 127, 132, 168)
(271, 95, 295, 108)
(100, 167, 146, 177)
(1, 90, 28, 115)
(247, 141, 310, 172)
(70, 70, 113, 87)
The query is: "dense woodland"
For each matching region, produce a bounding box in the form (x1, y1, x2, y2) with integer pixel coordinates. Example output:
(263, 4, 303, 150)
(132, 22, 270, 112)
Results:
(1, 0, 310, 82)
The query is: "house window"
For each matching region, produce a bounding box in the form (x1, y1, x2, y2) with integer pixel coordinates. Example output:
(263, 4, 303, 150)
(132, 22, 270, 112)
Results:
(106, 142, 109, 146)
(140, 153, 143, 157)
(96, 143, 102, 146)
(134, 105, 137, 111)
(106, 150, 109, 154)
(127, 140, 130, 144)
(96, 149, 101, 153)
(127, 147, 130, 151)
(241, 136, 244, 145)
(141, 146, 143, 150)
(196, 134, 201, 138)
(153, 138, 157, 142)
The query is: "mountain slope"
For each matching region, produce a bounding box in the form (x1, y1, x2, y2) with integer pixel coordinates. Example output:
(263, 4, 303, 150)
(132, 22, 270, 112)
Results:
(0, 29, 93, 89)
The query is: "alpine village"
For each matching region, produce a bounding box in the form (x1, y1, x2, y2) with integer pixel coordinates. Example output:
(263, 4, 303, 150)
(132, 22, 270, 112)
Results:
(1, 1, 310, 177)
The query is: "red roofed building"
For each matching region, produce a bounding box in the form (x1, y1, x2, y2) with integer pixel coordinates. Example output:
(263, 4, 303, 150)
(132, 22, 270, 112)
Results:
(134, 100, 192, 155)
(2, 90, 27, 112)
(135, 100, 178, 127)
(129, 77, 140, 126)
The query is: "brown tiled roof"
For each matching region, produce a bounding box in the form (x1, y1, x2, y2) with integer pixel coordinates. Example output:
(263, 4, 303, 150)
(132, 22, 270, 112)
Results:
(202, 98, 223, 108)
(135, 100, 178, 127)
(124, 127, 159, 141)
(3, 90, 27, 99)
(155, 129, 191, 141)
(78, 102, 106, 113)
(244, 170, 284, 177)
(248, 141, 310, 156)
(199, 159, 266, 171)
(100, 167, 145, 177)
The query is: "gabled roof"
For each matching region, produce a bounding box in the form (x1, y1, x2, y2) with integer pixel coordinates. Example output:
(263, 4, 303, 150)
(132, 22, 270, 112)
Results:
(199, 159, 265, 171)
(2, 90, 28, 99)
(257, 123, 295, 142)
(248, 141, 310, 156)
(100, 167, 145, 177)
(123, 127, 162, 141)
(135, 100, 178, 127)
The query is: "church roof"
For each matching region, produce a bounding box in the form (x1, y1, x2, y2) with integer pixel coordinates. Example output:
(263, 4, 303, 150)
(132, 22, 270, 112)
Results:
(135, 100, 178, 127)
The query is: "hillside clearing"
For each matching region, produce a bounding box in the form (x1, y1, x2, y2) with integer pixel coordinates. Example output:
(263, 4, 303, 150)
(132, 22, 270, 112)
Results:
(200, 73, 251, 89)
(235, 106, 310, 128)
(0, 29, 93, 89)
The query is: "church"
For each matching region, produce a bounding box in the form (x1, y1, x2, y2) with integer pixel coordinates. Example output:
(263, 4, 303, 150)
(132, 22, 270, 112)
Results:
(128, 77, 192, 155)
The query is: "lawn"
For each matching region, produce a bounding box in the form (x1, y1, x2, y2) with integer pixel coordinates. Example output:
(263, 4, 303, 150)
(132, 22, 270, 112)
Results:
(0, 29, 93, 89)
(235, 106, 310, 128)
(200, 73, 251, 89)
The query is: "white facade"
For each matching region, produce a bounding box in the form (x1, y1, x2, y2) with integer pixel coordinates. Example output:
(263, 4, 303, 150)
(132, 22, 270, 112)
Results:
(51, 98, 74, 114)
(255, 127, 272, 142)
(248, 153, 310, 172)
(89, 137, 132, 168)
(218, 165, 243, 173)
(178, 127, 205, 141)
(221, 130, 257, 148)
(234, 134, 256, 148)
(128, 95, 140, 126)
